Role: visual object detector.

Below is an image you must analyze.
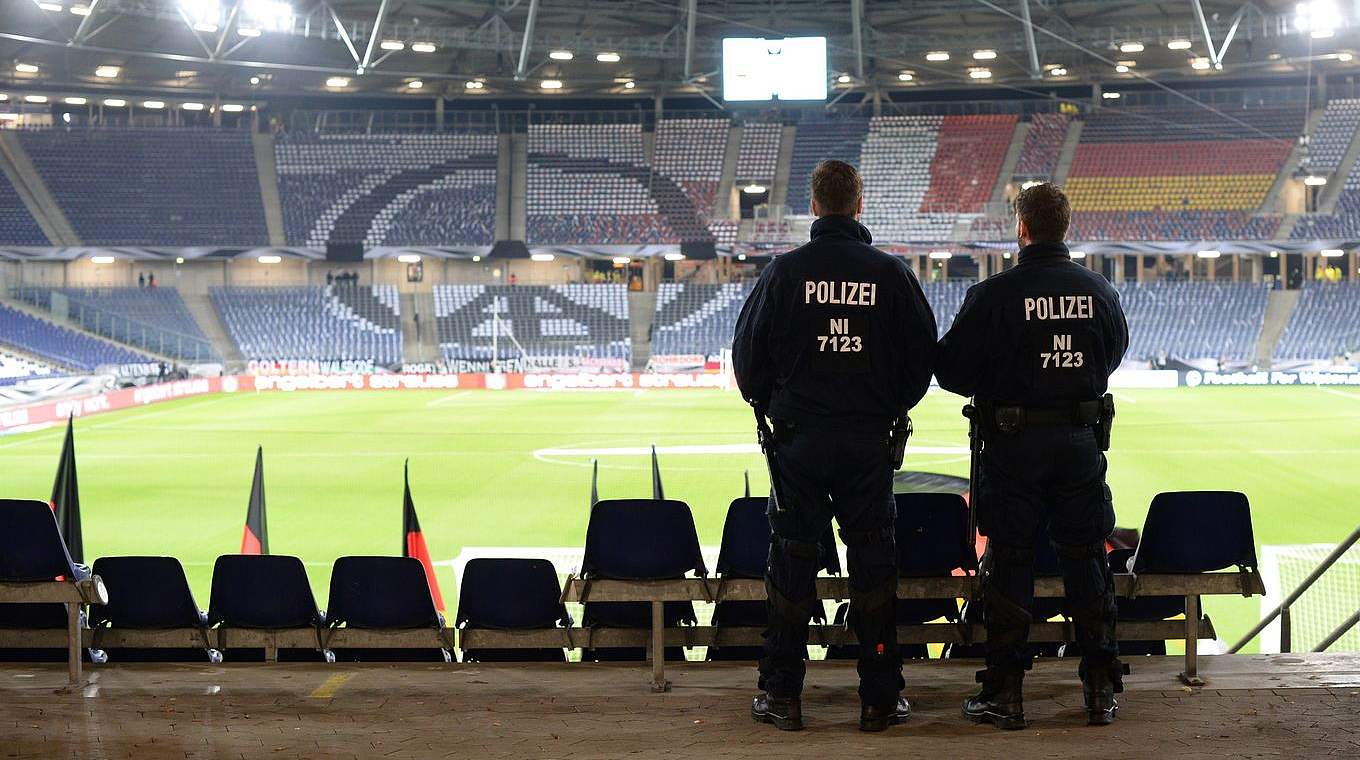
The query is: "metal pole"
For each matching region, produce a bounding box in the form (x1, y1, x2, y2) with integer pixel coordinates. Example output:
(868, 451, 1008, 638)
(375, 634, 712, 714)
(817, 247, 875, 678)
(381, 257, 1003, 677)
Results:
(1018, 0, 1041, 79)
(683, 0, 697, 80)
(1311, 608, 1360, 652)
(1190, 0, 1219, 68)
(1229, 523, 1360, 653)
(70, 0, 104, 44)
(359, 0, 391, 72)
(515, 0, 541, 81)
(326, 3, 361, 64)
(850, 0, 866, 80)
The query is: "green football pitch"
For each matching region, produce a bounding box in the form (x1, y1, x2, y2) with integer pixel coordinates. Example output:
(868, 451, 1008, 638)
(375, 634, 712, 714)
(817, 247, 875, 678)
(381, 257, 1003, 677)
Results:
(3, 384, 1357, 653)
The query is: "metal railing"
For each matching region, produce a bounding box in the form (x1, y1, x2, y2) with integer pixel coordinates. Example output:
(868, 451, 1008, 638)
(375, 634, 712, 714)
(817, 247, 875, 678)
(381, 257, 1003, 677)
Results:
(1228, 523, 1360, 654)
(10, 288, 218, 363)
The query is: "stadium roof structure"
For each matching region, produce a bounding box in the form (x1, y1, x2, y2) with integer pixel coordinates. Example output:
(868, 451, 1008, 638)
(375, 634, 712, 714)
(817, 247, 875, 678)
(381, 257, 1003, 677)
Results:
(0, 0, 1354, 104)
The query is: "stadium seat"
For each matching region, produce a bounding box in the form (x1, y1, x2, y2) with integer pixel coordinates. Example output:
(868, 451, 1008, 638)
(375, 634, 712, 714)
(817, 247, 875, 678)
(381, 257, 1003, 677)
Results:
(456, 558, 571, 662)
(707, 497, 836, 661)
(208, 554, 330, 662)
(579, 499, 704, 661)
(87, 557, 216, 662)
(0, 499, 100, 663)
(325, 556, 450, 662)
(1131, 491, 1258, 575)
(1107, 548, 1180, 656)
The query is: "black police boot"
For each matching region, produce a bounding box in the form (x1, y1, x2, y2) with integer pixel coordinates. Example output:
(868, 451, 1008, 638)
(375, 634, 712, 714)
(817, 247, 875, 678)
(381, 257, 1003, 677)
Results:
(963, 669, 1026, 730)
(751, 692, 803, 731)
(1080, 659, 1128, 726)
(859, 697, 911, 732)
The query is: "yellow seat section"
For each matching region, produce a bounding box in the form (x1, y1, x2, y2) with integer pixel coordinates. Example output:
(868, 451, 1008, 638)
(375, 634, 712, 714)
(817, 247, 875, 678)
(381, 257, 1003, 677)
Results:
(1065, 175, 1275, 212)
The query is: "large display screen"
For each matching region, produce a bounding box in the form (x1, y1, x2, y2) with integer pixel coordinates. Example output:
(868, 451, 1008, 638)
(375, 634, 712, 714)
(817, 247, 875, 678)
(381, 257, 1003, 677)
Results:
(721, 37, 828, 102)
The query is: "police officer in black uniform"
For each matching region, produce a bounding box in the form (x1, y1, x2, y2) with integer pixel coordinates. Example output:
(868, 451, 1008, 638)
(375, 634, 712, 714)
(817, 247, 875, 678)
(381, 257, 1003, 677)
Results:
(936, 182, 1129, 729)
(734, 160, 937, 732)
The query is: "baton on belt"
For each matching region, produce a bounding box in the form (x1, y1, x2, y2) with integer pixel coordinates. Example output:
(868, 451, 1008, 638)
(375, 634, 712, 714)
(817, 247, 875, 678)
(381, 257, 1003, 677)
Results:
(753, 405, 789, 514)
(962, 401, 982, 560)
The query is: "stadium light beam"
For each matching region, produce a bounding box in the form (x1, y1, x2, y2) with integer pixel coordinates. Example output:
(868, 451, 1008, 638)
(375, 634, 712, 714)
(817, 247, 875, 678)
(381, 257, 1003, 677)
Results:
(1119, 41, 1144, 53)
(1196, 249, 1221, 258)
(1102, 91, 1121, 99)
(24, 95, 48, 103)
(406, 79, 423, 89)
(1191, 57, 1212, 70)
(1320, 248, 1345, 257)
(221, 103, 244, 112)
(664, 252, 686, 261)
(397, 254, 421, 263)
(181, 101, 205, 110)
(464, 80, 484, 90)
(37, 1, 63, 11)
(15, 63, 39, 73)
(90, 255, 115, 264)
(596, 52, 620, 62)
(1070, 250, 1088, 259)
(142, 100, 164, 109)
(94, 65, 119, 78)
(898, 71, 914, 81)
(380, 40, 405, 51)
(411, 42, 436, 53)
(540, 79, 563, 89)
(102, 98, 125, 106)
(1295, 0, 1343, 36)
(928, 250, 952, 259)
(326, 76, 350, 88)
(1304, 175, 1328, 186)
(64, 97, 87, 105)
(530, 253, 556, 262)
(612, 256, 632, 265)
(549, 50, 574, 60)
(972, 49, 997, 60)
(925, 51, 950, 61)
(969, 69, 992, 79)
(1168, 38, 1193, 50)
(69, 3, 91, 14)
(257, 254, 281, 264)
(743, 184, 767, 194)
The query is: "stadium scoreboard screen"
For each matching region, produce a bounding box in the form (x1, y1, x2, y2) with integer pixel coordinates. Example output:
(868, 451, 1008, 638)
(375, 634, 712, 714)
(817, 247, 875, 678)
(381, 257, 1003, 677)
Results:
(721, 37, 828, 102)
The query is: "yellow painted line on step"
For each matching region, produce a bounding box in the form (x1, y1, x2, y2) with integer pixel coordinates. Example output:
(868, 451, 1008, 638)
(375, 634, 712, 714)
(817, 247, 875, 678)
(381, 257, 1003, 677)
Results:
(309, 673, 354, 699)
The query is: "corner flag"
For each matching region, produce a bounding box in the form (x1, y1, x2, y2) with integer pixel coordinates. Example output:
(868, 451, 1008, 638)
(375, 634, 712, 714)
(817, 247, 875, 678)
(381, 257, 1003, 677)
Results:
(651, 444, 664, 500)
(402, 460, 445, 612)
(240, 446, 268, 554)
(50, 415, 83, 564)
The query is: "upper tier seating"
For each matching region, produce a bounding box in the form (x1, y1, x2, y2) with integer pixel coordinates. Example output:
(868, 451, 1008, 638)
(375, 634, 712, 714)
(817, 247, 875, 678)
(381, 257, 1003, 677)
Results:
(0, 172, 48, 245)
(527, 124, 709, 244)
(786, 118, 869, 215)
(1302, 98, 1360, 175)
(19, 129, 268, 246)
(922, 280, 970, 337)
(1067, 105, 1301, 240)
(434, 284, 630, 366)
(653, 118, 729, 220)
(275, 132, 497, 247)
(1116, 281, 1268, 362)
(211, 285, 401, 364)
(0, 303, 152, 370)
(1273, 281, 1360, 360)
(12, 287, 209, 361)
(735, 123, 782, 181)
(1291, 168, 1360, 238)
(1014, 113, 1070, 178)
(921, 114, 1016, 213)
(0, 350, 59, 385)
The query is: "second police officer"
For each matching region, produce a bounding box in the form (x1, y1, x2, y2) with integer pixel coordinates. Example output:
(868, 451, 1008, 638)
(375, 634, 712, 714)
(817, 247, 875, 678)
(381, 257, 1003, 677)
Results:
(936, 182, 1130, 729)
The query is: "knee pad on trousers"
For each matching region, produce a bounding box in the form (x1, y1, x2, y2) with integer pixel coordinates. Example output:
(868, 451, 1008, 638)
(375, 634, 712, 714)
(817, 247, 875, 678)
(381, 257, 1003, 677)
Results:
(1055, 540, 1113, 603)
(981, 542, 1034, 627)
(766, 535, 822, 629)
(837, 526, 896, 574)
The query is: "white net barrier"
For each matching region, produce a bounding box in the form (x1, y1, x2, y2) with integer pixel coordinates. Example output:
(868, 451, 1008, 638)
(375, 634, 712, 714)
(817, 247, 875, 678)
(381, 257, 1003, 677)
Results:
(1259, 543, 1360, 653)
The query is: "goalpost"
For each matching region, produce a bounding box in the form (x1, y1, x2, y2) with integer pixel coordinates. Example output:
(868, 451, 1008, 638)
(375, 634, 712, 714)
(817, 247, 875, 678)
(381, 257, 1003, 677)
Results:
(1257, 543, 1360, 653)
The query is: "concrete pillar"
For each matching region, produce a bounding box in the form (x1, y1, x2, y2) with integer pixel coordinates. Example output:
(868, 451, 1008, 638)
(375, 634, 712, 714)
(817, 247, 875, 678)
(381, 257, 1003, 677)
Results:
(436, 97, 445, 130)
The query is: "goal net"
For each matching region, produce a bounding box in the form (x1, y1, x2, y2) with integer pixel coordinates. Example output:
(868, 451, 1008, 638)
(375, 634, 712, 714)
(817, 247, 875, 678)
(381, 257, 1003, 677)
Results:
(1258, 543, 1360, 653)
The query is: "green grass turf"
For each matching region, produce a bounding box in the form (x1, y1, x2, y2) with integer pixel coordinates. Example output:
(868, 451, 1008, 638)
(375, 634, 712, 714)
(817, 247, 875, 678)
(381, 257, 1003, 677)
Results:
(2, 385, 1357, 653)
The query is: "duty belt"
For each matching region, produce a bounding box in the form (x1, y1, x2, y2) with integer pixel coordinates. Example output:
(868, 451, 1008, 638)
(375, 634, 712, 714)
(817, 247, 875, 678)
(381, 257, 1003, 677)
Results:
(983, 399, 1102, 430)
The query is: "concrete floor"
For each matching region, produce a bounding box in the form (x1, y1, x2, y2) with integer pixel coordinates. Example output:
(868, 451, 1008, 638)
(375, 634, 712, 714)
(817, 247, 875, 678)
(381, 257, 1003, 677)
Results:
(1, 654, 1357, 759)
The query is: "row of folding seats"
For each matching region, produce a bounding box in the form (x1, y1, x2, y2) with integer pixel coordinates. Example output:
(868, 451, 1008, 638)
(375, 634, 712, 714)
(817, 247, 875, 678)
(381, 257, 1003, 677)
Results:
(210, 286, 402, 364)
(1070, 140, 1292, 176)
(1080, 105, 1305, 142)
(274, 132, 498, 247)
(735, 122, 782, 181)
(19, 129, 269, 246)
(0, 171, 48, 246)
(0, 490, 1259, 663)
(1292, 162, 1360, 238)
(785, 118, 870, 215)
(1070, 210, 1281, 241)
(1303, 98, 1360, 174)
(653, 118, 728, 219)
(651, 282, 754, 357)
(1067, 175, 1276, 212)
(1273, 281, 1360, 360)
(1014, 112, 1070, 178)
(859, 116, 949, 241)
(921, 114, 1017, 214)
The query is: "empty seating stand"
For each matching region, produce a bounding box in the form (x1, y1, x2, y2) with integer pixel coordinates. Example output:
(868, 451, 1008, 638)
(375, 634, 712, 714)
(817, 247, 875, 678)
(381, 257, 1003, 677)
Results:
(0, 171, 48, 245)
(0, 349, 60, 385)
(19, 128, 268, 246)
(651, 282, 753, 358)
(1014, 112, 1070, 179)
(735, 122, 782, 182)
(1293, 163, 1360, 239)
(1302, 98, 1360, 175)
(12, 286, 214, 361)
(434, 284, 629, 368)
(0, 303, 153, 371)
(1273, 281, 1360, 360)
(1117, 281, 1268, 362)
(1066, 104, 1299, 240)
(211, 285, 401, 364)
(274, 132, 498, 246)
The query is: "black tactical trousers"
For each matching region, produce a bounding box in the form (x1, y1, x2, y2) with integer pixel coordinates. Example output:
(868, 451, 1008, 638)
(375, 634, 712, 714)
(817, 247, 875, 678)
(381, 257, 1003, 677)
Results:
(975, 424, 1118, 674)
(759, 425, 903, 706)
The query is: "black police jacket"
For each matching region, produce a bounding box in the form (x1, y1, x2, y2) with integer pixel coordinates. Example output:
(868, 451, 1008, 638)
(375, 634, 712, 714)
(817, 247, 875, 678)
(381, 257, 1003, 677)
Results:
(935, 241, 1129, 405)
(732, 215, 938, 431)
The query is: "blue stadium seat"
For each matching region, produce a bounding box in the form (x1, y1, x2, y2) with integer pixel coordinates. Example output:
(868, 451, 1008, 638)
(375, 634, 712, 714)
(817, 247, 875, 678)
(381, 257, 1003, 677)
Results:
(1131, 491, 1258, 574)
(707, 497, 836, 661)
(580, 499, 703, 662)
(326, 556, 450, 662)
(456, 558, 570, 663)
(208, 554, 329, 662)
(0, 499, 98, 663)
(88, 556, 215, 662)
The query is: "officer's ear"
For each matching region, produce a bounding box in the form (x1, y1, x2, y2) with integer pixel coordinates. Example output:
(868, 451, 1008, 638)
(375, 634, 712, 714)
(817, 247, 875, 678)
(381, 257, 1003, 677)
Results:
(1017, 217, 1031, 245)
(854, 194, 863, 218)
(810, 198, 821, 217)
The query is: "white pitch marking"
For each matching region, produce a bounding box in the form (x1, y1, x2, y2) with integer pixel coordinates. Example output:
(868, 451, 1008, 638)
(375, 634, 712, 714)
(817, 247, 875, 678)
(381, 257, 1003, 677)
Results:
(1111, 392, 1138, 404)
(425, 391, 472, 407)
(1319, 386, 1360, 402)
(534, 443, 969, 457)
